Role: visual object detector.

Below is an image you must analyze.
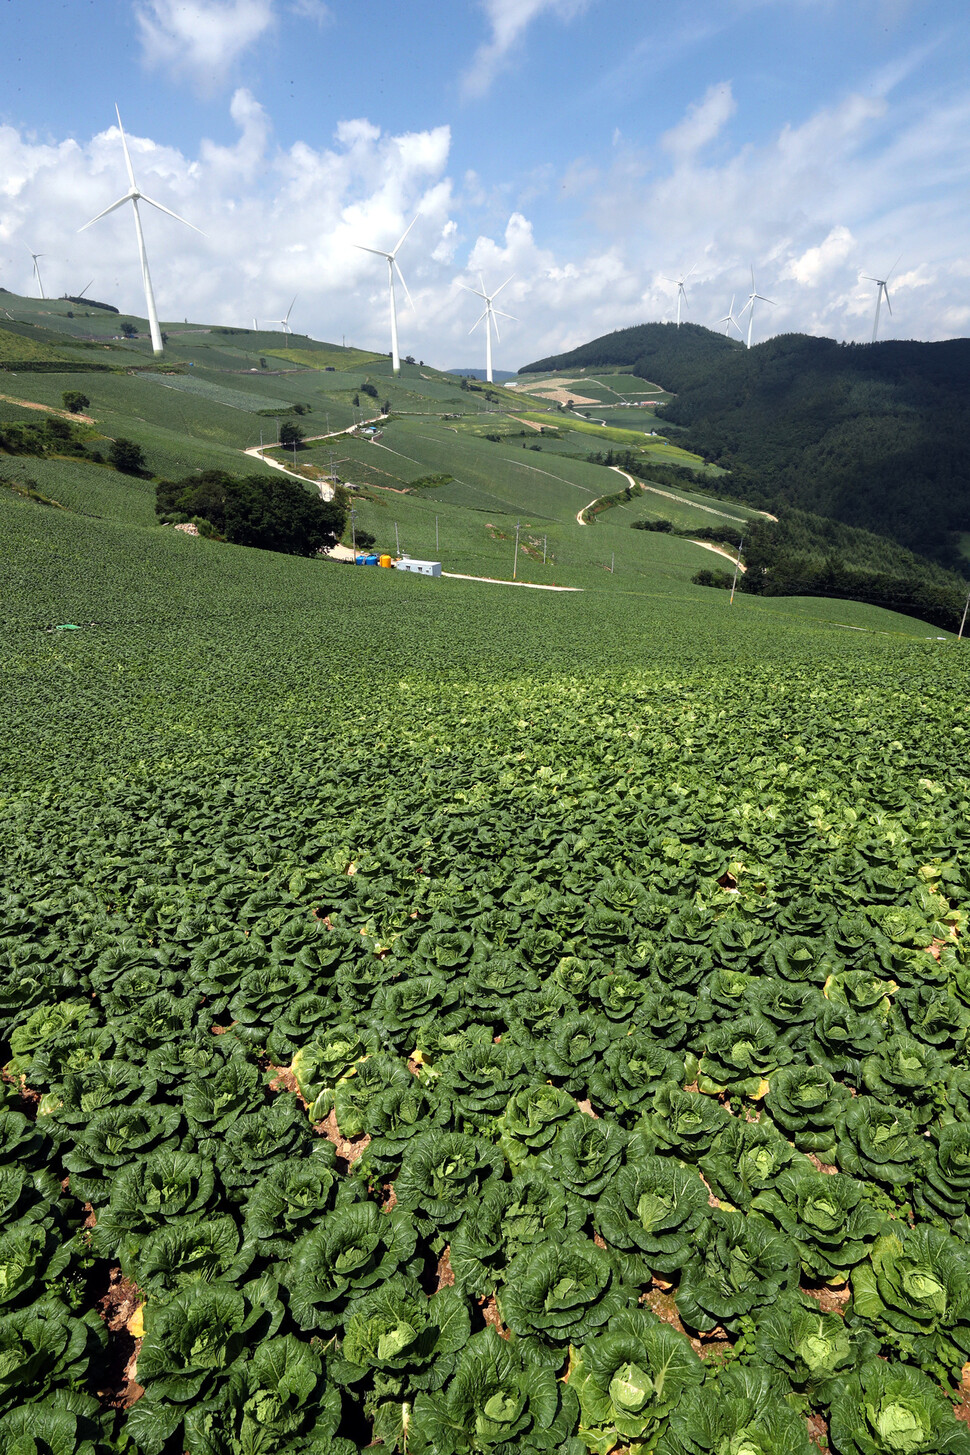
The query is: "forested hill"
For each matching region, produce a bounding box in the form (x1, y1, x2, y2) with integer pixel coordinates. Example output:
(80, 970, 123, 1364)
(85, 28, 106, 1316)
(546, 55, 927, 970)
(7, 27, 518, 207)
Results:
(519, 321, 742, 392)
(523, 325, 970, 570)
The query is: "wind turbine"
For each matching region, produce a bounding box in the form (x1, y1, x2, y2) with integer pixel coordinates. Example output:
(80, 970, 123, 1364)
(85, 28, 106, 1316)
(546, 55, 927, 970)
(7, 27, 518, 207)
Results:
(26, 247, 46, 300)
(79, 105, 202, 357)
(718, 295, 743, 340)
(738, 267, 775, 349)
(267, 297, 296, 335)
(461, 274, 515, 383)
(354, 216, 418, 374)
(664, 264, 696, 327)
(863, 258, 899, 343)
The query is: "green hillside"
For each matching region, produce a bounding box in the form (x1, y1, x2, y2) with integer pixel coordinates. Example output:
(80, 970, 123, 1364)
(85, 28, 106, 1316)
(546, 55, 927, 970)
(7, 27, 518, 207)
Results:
(4, 286, 970, 1448)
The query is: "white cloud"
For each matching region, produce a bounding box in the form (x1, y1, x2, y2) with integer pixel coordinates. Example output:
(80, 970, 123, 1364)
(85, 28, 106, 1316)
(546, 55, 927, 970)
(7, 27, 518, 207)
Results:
(662, 83, 737, 158)
(3, 61, 970, 372)
(463, 0, 592, 98)
(782, 225, 855, 285)
(135, 0, 277, 89)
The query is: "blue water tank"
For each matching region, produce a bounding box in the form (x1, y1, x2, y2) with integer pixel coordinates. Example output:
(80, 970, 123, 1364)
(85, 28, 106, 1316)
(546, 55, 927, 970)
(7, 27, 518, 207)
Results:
(365, 554, 380, 565)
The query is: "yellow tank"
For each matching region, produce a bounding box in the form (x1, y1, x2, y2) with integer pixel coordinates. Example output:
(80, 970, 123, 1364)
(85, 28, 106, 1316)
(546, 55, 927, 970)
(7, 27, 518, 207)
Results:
(379, 555, 393, 568)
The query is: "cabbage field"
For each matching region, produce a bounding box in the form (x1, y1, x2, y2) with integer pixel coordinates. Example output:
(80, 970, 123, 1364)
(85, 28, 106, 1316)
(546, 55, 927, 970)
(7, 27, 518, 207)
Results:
(3, 446, 970, 1453)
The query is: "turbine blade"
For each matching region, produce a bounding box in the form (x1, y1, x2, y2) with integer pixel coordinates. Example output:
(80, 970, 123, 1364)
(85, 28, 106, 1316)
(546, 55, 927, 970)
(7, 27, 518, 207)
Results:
(355, 244, 391, 259)
(468, 310, 487, 334)
(887, 254, 902, 281)
(394, 260, 415, 312)
(78, 195, 130, 231)
(391, 213, 419, 257)
(686, 262, 698, 279)
(492, 314, 501, 342)
(491, 273, 515, 300)
(284, 295, 297, 322)
(884, 286, 892, 316)
(493, 308, 516, 322)
(459, 282, 487, 299)
(115, 104, 138, 191)
(139, 193, 205, 233)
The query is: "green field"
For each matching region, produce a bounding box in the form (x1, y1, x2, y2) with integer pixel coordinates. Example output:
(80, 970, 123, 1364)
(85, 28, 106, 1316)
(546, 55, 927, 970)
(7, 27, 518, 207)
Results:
(2, 289, 970, 1452)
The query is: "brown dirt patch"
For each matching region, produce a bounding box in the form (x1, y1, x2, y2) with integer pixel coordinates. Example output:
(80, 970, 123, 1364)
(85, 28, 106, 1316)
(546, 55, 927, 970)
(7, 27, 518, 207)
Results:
(316, 1109, 371, 1171)
(640, 1285, 689, 1338)
(96, 1268, 144, 1410)
(2, 1070, 40, 1116)
(807, 1410, 830, 1449)
(0, 393, 95, 424)
(807, 1154, 839, 1175)
(437, 1246, 456, 1291)
(576, 1098, 600, 1119)
(954, 1363, 970, 1426)
(268, 1065, 302, 1100)
(480, 1295, 509, 1339)
(801, 1282, 851, 1315)
(382, 1183, 398, 1214)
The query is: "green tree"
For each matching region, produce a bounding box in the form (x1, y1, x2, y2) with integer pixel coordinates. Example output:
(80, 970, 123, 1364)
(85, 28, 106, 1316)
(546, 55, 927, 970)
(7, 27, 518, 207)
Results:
(109, 438, 147, 475)
(61, 391, 90, 414)
(120, 322, 138, 339)
(279, 421, 305, 448)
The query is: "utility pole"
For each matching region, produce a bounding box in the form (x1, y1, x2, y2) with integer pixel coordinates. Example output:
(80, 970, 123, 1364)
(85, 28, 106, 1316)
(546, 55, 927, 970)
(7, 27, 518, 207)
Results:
(395, 521, 400, 555)
(729, 537, 745, 606)
(513, 520, 520, 580)
(259, 428, 263, 452)
(435, 515, 439, 554)
(543, 535, 547, 564)
(610, 552, 614, 574)
(350, 505, 357, 560)
(959, 587, 970, 640)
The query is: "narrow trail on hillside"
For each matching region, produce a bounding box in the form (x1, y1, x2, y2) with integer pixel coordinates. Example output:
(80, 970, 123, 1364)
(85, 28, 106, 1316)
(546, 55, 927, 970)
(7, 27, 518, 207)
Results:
(690, 540, 746, 572)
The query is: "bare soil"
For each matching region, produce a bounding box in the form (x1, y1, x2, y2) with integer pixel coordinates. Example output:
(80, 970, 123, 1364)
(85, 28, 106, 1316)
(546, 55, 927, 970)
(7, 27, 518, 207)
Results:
(95, 1268, 144, 1410)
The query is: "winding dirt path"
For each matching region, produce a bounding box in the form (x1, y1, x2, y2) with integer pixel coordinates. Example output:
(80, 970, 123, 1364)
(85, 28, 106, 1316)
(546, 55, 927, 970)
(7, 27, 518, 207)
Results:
(690, 540, 746, 572)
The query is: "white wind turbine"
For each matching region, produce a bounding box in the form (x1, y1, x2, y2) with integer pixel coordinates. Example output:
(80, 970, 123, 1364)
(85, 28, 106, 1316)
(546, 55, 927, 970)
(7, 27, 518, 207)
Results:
(863, 258, 900, 343)
(664, 264, 696, 327)
(355, 216, 418, 374)
(79, 105, 202, 357)
(738, 267, 775, 348)
(461, 274, 515, 383)
(266, 297, 297, 335)
(718, 295, 744, 340)
(26, 247, 46, 300)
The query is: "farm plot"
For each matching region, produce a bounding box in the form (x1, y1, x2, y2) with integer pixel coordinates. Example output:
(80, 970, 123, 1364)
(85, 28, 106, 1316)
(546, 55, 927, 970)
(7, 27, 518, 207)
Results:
(1, 488, 970, 1454)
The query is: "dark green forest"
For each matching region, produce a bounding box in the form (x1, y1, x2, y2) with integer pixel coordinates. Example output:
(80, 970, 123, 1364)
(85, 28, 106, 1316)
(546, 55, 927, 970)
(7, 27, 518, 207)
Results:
(524, 325, 970, 573)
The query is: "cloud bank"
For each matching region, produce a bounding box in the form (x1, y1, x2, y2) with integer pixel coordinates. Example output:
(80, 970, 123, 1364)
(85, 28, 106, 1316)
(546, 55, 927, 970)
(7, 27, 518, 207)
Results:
(1, 71, 968, 369)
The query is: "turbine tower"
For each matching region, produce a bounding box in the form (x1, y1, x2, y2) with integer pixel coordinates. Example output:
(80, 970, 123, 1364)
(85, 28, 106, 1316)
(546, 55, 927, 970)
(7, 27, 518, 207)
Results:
(26, 248, 46, 300)
(863, 259, 899, 343)
(461, 274, 515, 383)
(355, 216, 417, 374)
(267, 297, 296, 335)
(664, 264, 696, 327)
(738, 267, 775, 349)
(79, 105, 201, 357)
(718, 295, 743, 340)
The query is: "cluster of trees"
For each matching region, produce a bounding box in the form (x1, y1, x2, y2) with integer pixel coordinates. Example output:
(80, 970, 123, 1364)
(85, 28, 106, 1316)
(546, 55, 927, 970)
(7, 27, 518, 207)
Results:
(0, 409, 148, 474)
(738, 508, 970, 631)
(156, 469, 347, 557)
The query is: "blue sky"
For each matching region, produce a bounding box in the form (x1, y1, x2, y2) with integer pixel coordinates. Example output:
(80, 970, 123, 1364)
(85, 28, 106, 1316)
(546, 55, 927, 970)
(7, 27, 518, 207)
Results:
(2, 0, 969, 367)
